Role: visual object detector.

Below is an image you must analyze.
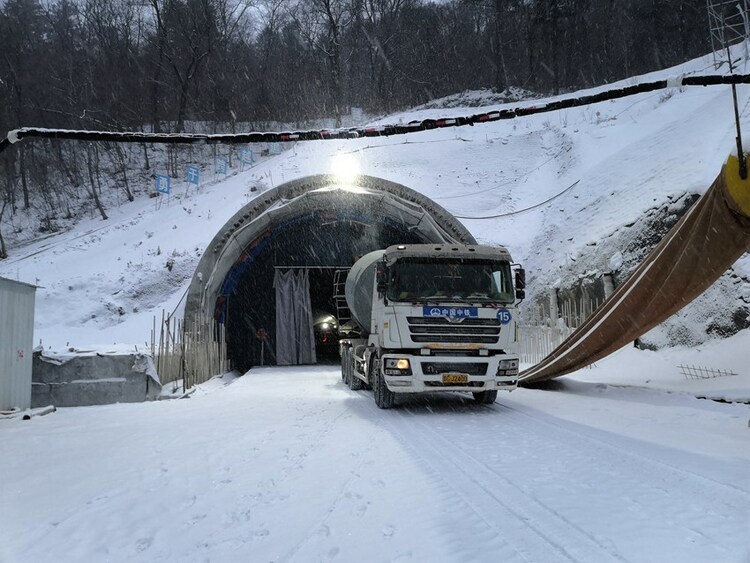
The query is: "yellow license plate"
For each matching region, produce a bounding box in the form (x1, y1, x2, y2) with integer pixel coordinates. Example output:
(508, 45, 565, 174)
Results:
(442, 373, 469, 384)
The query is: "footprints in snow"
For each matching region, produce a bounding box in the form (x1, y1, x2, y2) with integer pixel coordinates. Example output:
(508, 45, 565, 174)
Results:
(135, 536, 153, 552)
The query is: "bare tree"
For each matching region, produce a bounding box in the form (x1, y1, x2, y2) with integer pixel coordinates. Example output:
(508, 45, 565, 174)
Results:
(0, 0, 720, 259)
(291, 0, 356, 126)
(205, 0, 256, 130)
(85, 143, 108, 220)
(148, 0, 216, 132)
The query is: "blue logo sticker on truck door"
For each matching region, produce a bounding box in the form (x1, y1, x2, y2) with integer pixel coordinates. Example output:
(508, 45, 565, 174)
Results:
(423, 306, 478, 318)
(496, 308, 512, 324)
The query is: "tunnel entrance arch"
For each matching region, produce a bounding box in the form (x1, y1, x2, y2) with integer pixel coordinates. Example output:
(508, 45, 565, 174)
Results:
(184, 174, 476, 371)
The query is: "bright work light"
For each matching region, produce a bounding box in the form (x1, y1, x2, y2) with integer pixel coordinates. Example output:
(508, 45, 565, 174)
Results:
(331, 152, 360, 182)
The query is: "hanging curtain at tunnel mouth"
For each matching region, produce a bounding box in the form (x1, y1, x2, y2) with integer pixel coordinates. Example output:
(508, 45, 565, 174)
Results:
(293, 269, 316, 365)
(274, 268, 316, 366)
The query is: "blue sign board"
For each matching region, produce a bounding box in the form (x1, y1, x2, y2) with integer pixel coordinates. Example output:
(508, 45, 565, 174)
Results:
(186, 164, 200, 185)
(155, 174, 171, 194)
(423, 306, 478, 318)
(240, 148, 254, 165)
(215, 156, 228, 175)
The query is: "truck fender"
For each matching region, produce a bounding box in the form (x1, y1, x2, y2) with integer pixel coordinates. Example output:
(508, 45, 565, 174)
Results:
(358, 346, 375, 383)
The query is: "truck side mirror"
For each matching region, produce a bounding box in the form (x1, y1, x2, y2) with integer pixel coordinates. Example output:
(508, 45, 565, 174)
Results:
(376, 261, 388, 294)
(514, 267, 526, 301)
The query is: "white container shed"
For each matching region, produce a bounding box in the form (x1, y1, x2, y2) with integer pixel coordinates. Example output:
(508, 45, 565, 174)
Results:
(0, 276, 36, 411)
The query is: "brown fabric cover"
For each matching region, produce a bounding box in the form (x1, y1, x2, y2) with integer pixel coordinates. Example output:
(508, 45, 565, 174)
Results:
(520, 155, 750, 384)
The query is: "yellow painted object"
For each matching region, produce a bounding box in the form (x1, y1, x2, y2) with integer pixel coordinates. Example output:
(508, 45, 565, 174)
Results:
(724, 154, 750, 217)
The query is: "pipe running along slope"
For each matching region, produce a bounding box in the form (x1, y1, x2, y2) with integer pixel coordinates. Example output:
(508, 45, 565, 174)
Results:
(520, 154, 750, 385)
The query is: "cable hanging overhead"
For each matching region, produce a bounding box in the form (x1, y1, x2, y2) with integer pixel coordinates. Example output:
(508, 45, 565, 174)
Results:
(2, 73, 750, 154)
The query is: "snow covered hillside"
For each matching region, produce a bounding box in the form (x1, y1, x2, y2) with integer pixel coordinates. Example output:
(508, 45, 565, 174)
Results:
(2, 51, 750, 563)
(1, 51, 748, 352)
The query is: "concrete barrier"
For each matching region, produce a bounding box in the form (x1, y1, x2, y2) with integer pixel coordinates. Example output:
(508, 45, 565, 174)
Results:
(31, 350, 161, 408)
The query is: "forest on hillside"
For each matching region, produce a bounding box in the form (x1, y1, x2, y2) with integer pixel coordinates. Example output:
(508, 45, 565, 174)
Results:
(0, 0, 730, 257)
(1, 0, 712, 133)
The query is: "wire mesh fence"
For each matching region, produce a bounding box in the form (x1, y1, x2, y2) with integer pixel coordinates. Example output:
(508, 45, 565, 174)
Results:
(518, 322, 575, 366)
(519, 295, 600, 366)
(678, 364, 738, 380)
(151, 311, 231, 392)
(559, 296, 602, 331)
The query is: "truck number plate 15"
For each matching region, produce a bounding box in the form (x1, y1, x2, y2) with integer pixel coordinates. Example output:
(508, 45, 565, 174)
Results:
(442, 373, 469, 384)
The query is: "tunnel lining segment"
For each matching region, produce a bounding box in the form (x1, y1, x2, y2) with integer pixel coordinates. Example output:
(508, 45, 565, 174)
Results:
(184, 174, 476, 323)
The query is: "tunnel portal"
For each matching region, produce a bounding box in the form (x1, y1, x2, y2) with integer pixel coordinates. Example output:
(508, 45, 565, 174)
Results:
(184, 174, 477, 371)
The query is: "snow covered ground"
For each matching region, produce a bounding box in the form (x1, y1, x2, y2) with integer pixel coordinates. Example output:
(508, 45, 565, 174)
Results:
(2, 51, 750, 561)
(2, 366, 748, 562)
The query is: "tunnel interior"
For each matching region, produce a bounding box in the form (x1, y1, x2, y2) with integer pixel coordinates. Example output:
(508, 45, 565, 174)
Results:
(185, 176, 477, 373)
(222, 209, 426, 371)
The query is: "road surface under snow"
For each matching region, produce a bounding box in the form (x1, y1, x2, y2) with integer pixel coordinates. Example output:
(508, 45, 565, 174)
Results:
(2, 366, 749, 563)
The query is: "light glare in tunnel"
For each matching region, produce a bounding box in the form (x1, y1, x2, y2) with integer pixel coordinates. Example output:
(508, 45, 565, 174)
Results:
(331, 153, 360, 182)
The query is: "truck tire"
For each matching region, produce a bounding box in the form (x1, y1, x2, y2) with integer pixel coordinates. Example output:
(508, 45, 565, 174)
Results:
(472, 390, 498, 405)
(341, 348, 349, 385)
(349, 352, 364, 391)
(343, 348, 352, 387)
(372, 356, 395, 409)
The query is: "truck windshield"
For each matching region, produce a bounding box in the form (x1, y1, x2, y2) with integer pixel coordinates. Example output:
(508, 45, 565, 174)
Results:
(386, 258, 514, 304)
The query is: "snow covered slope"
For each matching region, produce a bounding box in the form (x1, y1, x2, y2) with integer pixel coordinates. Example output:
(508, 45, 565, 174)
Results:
(2, 51, 750, 563)
(0, 51, 748, 354)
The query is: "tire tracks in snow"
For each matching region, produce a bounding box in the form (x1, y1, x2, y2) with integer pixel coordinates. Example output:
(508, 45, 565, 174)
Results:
(482, 401, 750, 561)
(386, 395, 747, 562)
(496, 401, 750, 498)
(388, 404, 627, 563)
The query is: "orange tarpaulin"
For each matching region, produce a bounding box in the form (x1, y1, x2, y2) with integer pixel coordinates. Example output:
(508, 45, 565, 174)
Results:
(521, 154, 750, 385)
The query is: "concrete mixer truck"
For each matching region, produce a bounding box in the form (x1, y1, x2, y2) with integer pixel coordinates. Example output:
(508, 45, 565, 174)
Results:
(339, 244, 525, 408)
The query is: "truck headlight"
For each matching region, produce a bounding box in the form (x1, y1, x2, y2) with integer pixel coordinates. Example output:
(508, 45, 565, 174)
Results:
(384, 358, 412, 375)
(497, 358, 519, 377)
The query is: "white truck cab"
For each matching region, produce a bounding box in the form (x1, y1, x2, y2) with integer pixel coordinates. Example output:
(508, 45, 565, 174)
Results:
(340, 244, 525, 409)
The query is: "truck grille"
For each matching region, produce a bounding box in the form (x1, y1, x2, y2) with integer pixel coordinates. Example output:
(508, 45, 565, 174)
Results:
(407, 317, 501, 344)
(421, 362, 488, 376)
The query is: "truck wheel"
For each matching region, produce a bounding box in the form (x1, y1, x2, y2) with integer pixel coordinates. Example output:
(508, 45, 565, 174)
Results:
(372, 356, 395, 409)
(341, 348, 349, 385)
(472, 390, 498, 405)
(349, 353, 364, 390)
(343, 348, 352, 387)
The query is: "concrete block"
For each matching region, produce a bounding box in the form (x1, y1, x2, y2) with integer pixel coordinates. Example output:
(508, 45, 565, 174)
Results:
(31, 352, 161, 408)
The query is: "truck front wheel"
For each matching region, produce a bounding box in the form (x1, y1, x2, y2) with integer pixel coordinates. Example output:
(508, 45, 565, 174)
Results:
(472, 390, 498, 405)
(372, 355, 395, 409)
